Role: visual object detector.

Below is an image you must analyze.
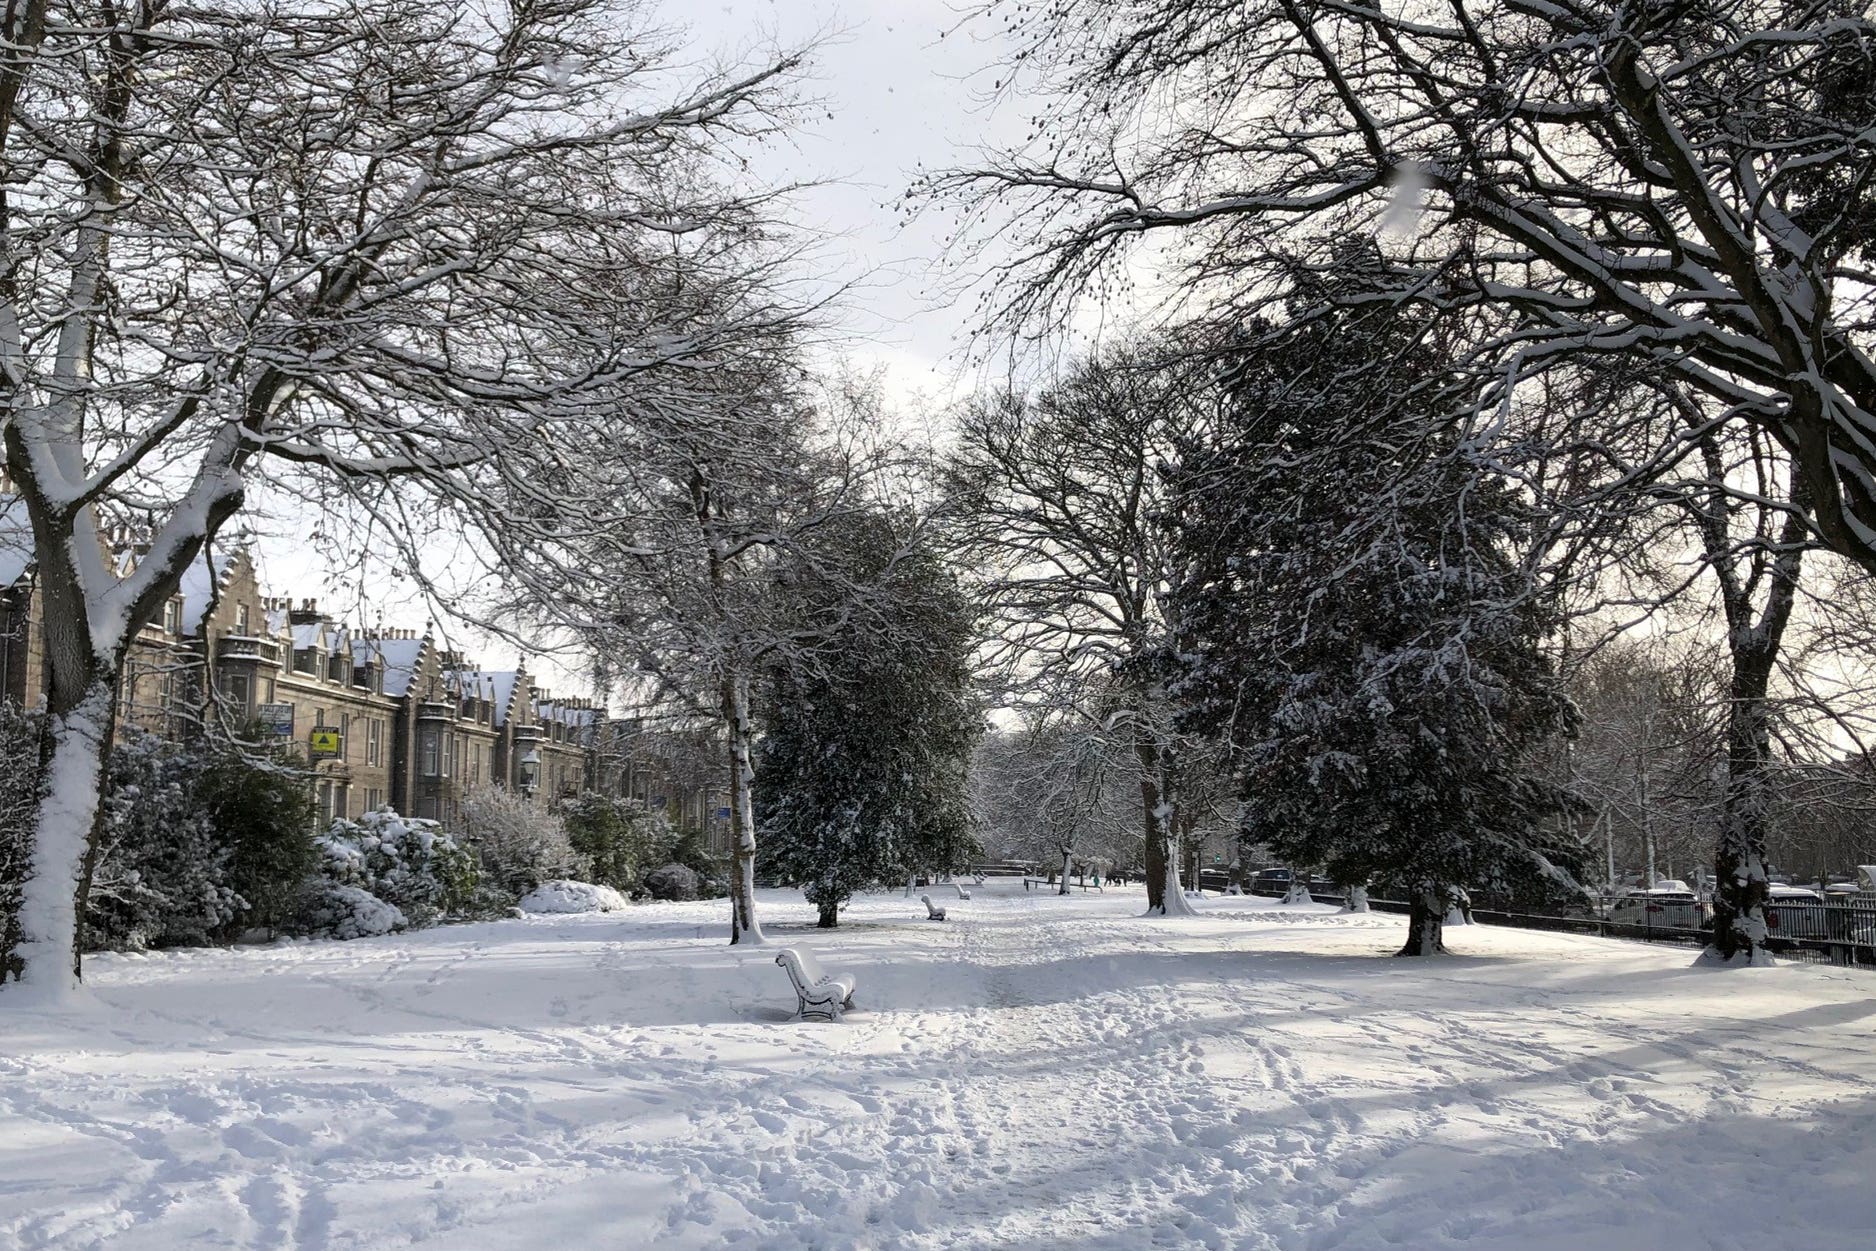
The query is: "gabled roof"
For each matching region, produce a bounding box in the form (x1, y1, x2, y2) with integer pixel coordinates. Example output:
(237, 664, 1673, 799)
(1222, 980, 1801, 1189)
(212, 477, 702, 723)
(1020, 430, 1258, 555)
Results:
(175, 549, 241, 636)
(483, 670, 525, 727)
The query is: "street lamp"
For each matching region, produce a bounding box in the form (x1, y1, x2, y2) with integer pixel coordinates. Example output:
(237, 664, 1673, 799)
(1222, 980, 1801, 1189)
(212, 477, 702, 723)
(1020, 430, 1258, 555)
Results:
(518, 747, 541, 797)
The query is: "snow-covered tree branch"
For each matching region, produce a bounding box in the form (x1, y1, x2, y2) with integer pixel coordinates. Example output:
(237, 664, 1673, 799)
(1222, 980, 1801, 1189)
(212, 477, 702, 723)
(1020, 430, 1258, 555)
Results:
(0, 0, 811, 995)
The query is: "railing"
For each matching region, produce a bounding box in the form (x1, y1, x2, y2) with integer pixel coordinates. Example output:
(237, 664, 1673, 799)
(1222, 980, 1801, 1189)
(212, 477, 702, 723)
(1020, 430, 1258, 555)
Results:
(1233, 886, 1876, 968)
(215, 635, 281, 664)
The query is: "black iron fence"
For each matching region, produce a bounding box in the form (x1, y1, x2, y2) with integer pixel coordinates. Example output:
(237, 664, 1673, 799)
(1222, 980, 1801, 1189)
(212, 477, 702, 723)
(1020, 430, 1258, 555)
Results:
(1230, 885, 1876, 968)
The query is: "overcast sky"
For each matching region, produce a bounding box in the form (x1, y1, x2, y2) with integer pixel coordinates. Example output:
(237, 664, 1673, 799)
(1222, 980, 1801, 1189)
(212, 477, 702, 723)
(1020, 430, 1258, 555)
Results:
(256, 1, 1021, 693)
(664, 0, 1025, 401)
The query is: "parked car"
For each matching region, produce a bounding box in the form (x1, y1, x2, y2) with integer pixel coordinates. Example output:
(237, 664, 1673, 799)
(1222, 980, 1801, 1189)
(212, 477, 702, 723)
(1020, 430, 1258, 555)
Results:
(1249, 868, 1293, 896)
(1607, 882, 1707, 929)
(1762, 886, 1876, 945)
(1764, 886, 1827, 938)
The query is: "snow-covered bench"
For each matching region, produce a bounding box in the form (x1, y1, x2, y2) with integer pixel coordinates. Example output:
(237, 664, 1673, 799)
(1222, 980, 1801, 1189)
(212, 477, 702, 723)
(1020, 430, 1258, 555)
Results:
(774, 947, 856, 1022)
(921, 894, 948, 921)
(943, 882, 971, 900)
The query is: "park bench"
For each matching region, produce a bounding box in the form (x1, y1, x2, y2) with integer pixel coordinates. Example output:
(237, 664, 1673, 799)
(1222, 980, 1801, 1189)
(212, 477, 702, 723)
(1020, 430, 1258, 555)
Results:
(944, 882, 972, 900)
(774, 947, 857, 1022)
(921, 894, 948, 921)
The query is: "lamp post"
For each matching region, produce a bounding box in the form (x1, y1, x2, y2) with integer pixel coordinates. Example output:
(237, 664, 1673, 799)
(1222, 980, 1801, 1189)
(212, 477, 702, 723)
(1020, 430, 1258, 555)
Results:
(518, 747, 541, 798)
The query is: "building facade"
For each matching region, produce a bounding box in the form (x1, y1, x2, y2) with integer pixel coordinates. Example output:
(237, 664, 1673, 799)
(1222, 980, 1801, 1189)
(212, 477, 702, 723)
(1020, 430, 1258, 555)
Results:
(0, 535, 727, 839)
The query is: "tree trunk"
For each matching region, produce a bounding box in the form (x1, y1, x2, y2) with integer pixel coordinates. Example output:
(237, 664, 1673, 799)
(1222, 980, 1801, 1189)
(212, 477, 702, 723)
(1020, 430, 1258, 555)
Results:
(1342, 884, 1370, 914)
(1138, 741, 1167, 911)
(1059, 848, 1071, 895)
(816, 895, 839, 928)
(1707, 649, 1777, 964)
(1138, 737, 1196, 917)
(721, 670, 765, 945)
(11, 677, 116, 996)
(1396, 884, 1447, 956)
(1684, 436, 1808, 967)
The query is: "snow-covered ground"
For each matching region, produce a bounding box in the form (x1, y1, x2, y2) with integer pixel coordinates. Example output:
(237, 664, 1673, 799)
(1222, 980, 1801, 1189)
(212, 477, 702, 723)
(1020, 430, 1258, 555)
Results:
(4, 883, 1875, 1250)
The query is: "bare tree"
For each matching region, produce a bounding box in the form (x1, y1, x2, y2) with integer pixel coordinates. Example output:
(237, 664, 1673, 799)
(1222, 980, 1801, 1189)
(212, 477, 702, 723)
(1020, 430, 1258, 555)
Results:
(484, 365, 923, 944)
(0, 0, 806, 994)
(933, 1, 1876, 573)
(971, 715, 1128, 892)
(946, 340, 1211, 914)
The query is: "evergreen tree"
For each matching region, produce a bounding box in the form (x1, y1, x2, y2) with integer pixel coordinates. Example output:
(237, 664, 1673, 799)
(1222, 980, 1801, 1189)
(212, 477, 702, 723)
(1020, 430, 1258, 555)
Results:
(1168, 304, 1582, 954)
(757, 513, 981, 927)
(198, 737, 318, 939)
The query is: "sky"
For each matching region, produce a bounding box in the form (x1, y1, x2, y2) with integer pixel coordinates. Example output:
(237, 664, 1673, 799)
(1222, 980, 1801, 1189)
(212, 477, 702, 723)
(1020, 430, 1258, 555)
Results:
(253, 0, 1022, 696)
(663, 0, 1026, 402)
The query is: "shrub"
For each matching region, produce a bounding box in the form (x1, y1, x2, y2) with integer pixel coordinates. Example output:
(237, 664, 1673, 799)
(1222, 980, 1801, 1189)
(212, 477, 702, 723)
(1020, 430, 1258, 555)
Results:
(199, 735, 318, 937)
(668, 829, 728, 896)
(643, 863, 701, 901)
(315, 809, 479, 927)
(561, 792, 669, 893)
(0, 704, 39, 982)
(88, 733, 245, 951)
(517, 879, 630, 914)
(302, 883, 406, 940)
(456, 783, 586, 899)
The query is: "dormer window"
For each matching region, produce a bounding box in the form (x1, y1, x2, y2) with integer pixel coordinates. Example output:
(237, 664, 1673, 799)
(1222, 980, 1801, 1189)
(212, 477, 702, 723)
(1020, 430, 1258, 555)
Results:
(293, 647, 317, 674)
(326, 652, 347, 683)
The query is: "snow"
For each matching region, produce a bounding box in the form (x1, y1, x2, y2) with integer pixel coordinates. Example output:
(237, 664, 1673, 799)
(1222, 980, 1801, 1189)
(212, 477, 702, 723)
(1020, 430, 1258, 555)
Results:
(5, 882, 1876, 1249)
(11, 687, 113, 1000)
(173, 549, 237, 637)
(353, 637, 427, 698)
(479, 671, 523, 725)
(516, 880, 630, 914)
(0, 495, 31, 589)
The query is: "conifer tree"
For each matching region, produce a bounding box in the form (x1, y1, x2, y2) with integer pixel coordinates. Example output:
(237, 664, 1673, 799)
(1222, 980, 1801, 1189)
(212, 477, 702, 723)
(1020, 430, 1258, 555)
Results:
(1168, 304, 1583, 954)
(756, 514, 981, 927)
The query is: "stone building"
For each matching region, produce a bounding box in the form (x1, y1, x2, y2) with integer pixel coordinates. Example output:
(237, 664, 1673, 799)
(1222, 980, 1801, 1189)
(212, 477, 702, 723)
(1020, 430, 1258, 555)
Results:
(0, 511, 730, 842)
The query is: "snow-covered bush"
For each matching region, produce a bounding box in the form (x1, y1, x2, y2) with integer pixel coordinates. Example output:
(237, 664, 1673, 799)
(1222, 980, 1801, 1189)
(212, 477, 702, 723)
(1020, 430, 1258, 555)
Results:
(456, 784, 587, 899)
(517, 880, 630, 914)
(88, 733, 246, 951)
(561, 792, 670, 894)
(301, 883, 407, 940)
(199, 741, 319, 935)
(643, 863, 701, 901)
(314, 809, 479, 928)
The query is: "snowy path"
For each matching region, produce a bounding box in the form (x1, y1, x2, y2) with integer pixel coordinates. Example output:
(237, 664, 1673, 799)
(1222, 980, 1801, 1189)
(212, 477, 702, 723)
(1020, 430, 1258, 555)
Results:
(5, 884, 1876, 1250)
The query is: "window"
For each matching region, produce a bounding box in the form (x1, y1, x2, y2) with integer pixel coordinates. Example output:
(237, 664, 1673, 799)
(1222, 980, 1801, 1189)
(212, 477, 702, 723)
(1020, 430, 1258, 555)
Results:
(162, 600, 181, 635)
(316, 780, 335, 827)
(421, 729, 439, 777)
(366, 719, 382, 767)
(443, 733, 456, 779)
(293, 648, 317, 675)
(327, 652, 347, 683)
(225, 672, 252, 711)
(365, 788, 382, 813)
(235, 603, 249, 634)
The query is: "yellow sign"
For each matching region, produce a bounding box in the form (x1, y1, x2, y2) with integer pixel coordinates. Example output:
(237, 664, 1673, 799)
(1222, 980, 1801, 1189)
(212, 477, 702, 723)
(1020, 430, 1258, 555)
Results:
(309, 728, 343, 758)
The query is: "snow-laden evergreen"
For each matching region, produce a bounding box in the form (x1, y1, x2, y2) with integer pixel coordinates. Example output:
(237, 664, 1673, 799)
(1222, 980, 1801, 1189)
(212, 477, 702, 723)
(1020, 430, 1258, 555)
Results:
(1167, 297, 1585, 955)
(756, 512, 980, 926)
